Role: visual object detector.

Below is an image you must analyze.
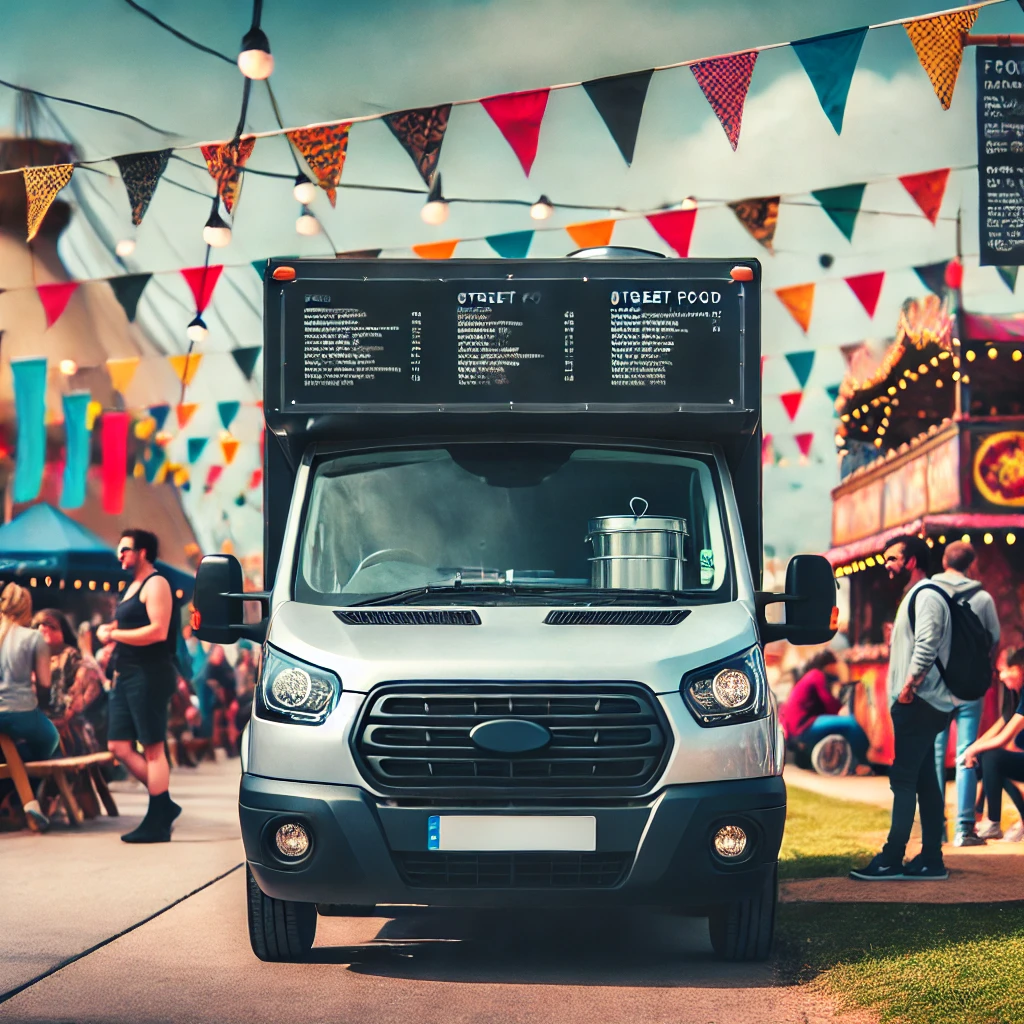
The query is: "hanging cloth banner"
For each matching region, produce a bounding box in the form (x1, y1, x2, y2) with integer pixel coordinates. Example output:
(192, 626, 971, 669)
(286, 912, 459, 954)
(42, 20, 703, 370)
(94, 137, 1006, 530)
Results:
(761, 434, 774, 467)
(383, 104, 452, 186)
(647, 209, 697, 257)
(169, 353, 203, 386)
(904, 9, 977, 110)
(486, 231, 534, 259)
(60, 391, 91, 511)
(728, 196, 779, 251)
(775, 283, 815, 332)
(101, 411, 130, 516)
(114, 150, 171, 226)
(812, 183, 866, 242)
(795, 433, 815, 459)
(220, 437, 240, 465)
(839, 342, 865, 368)
(480, 89, 550, 176)
(181, 264, 224, 313)
(176, 403, 199, 429)
(231, 346, 261, 381)
(791, 26, 868, 134)
(900, 168, 950, 224)
(287, 123, 351, 207)
(200, 136, 256, 214)
(997, 266, 1019, 292)
(582, 69, 653, 165)
(565, 219, 615, 250)
(24, 164, 73, 242)
(913, 260, 950, 296)
(846, 271, 885, 318)
(106, 356, 140, 394)
(110, 273, 152, 322)
(11, 358, 48, 504)
(785, 351, 815, 389)
(205, 465, 223, 491)
(37, 282, 79, 329)
(187, 437, 208, 463)
(780, 391, 804, 421)
(218, 401, 240, 430)
(149, 404, 171, 431)
(690, 51, 758, 151)
(411, 240, 458, 260)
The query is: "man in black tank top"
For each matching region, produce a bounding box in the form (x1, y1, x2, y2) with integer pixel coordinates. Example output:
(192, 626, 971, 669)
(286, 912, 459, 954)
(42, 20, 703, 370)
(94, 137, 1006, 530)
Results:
(97, 529, 181, 843)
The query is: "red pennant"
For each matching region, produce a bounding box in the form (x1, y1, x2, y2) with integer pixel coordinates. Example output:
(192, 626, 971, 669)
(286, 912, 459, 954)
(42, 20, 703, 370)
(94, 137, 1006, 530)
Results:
(37, 282, 79, 329)
(761, 433, 774, 466)
(845, 271, 885, 318)
(181, 265, 224, 314)
(646, 209, 696, 257)
(480, 89, 550, 176)
(101, 411, 129, 516)
(795, 433, 814, 458)
(249, 469, 263, 491)
(760, 355, 767, 377)
(899, 168, 950, 225)
(690, 51, 758, 151)
(205, 465, 223, 491)
(780, 391, 803, 421)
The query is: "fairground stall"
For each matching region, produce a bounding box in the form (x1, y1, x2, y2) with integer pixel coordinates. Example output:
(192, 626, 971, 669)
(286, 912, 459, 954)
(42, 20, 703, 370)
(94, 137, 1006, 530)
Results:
(826, 293, 1024, 764)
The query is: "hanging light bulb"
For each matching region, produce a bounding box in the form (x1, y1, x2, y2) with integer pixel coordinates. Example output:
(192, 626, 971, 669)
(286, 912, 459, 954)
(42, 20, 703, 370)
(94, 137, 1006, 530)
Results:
(187, 315, 208, 343)
(530, 194, 554, 220)
(238, 26, 273, 79)
(59, 359, 78, 376)
(115, 238, 136, 258)
(293, 174, 318, 205)
(295, 206, 321, 236)
(202, 208, 232, 248)
(681, 196, 698, 211)
(421, 174, 449, 225)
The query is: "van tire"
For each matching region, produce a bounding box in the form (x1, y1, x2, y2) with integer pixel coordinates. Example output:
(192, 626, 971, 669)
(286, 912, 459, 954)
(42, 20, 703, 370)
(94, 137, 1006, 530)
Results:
(707, 863, 777, 962)
(246, 863, 317, 961)
(317, 903, 375, 916)
(811, 734, 854, 776)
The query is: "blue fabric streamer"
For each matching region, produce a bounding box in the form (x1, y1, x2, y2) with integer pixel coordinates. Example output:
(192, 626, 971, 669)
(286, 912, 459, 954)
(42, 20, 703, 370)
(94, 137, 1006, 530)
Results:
(60, 391, 91, 510)
(12, 358, 48, 504)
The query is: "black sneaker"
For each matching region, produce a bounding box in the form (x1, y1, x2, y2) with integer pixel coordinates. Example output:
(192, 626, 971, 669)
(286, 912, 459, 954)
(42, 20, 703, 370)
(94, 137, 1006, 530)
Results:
(902, 854, 949, 880)
(849, 854, 905, 881)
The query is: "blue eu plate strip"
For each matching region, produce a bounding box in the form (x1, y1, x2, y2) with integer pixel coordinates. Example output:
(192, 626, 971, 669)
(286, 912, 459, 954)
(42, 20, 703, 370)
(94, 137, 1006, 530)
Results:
(427, 815, 440, 850)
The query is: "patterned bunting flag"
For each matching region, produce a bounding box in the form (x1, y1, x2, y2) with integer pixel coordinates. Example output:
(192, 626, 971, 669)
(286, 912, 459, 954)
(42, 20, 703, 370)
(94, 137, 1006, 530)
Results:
(480, 89, 550, 176)
(231, 347, 261, 381)
(176, 403, 198, 429)
(728, 196, 779, 252)
(110, 273, 152, 322)
(36, 282, 79, 329)
(384, 105, 452, 186)
(812, 183, 865, 242)
(114, 150, 171, 225)
(997, 266, 1019, 293)
(181, 265, 224, 313)
(411, 240, 458, 260)
(149, 404, 171, 431)
(647, 209, 696, 257)
(846, 271, 885, 318)
(795, 433, 815, 459)
(287, 124, 351, 206)
(218, 401, 240, 431)
(690, 51, 758, 151)
(900, 168, 950, 224)
(486, 231, 534, 259)
(780, 391, 804, 421)
(566, 219, 615, 250)
(106, 356, 140, 394)
(775, 283, 815, 332)
(200, 137, 256, 214)
(220, 437, 240, 465)
(11, 358, 48, 503)
(24, 164, 73, 241)
(582, 70, 654, 165)
(904, 9, 977, 110)
(792, 26, 868, 134)
(169, 353, 203, 386)
(101, 411, 130, 516)
(785, 351, 815, 389)
(60, 392, 91, 511)
(187, 437, 208, 464)
(914, 260, 950, 296)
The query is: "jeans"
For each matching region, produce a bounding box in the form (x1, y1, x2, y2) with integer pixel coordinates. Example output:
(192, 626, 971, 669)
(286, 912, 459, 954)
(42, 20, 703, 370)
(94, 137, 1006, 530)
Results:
(980, 748, 1024, 822)
(794, 715, 870, 761)
(934, 697, 983, 834)
(882, 697, 951, 865)
(0, 708, 60, 762)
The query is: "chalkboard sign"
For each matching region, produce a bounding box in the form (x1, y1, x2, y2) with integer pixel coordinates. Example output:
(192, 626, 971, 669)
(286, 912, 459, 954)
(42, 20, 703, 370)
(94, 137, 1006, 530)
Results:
(977, 46, 1024, 266)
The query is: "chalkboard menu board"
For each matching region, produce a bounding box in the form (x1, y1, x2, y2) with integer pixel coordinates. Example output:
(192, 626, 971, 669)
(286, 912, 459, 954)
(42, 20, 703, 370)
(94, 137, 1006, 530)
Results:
(281, 275, 746, 412)
(977, 47, 1024, 266)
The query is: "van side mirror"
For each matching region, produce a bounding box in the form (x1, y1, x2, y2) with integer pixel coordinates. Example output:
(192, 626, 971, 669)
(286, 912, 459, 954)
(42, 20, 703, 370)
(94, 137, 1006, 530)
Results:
(757, 554, 838, 647)
(192, 554, 269, 644)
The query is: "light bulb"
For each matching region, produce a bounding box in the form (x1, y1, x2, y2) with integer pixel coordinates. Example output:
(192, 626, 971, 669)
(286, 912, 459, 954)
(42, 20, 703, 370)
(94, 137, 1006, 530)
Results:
(186, 315, 208, 343)
(238, 27, 273, 79)
(530, 194, 554, 220)
(681, 196, 698, 211)
(421, 173, 449, 225)
(293, 175, 318, 205)
(203, 209, 231, 248)
(59, 359, 78, 376)
(296, 207, 321, 236)
(115, 238, 136, 258)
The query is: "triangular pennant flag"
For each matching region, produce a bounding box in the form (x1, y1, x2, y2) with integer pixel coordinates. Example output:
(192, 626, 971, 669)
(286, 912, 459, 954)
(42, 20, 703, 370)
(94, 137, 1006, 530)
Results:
(780, 391, 804, 421)
(249, 469, 263, 491)
(825, 384, 841, 405)
(218, 401, 240, 431)
(795, 433, 815, 459)
(900, 169, 950, 225)
(205, 465, 223, 491)
(149, 404, 171, 431)
(997, 266, 1019, 292)
(106, 357, 140, 394)
(412, 240, 458, 260)
(36, 281, 79, 329)
(840, 342, 864, 368)
(486, 231, 534, 259)
(113, 150, 171, 226)
(181, 264, 224, 313)
(785, 351, 815, 389)
(251, 260, 267, 279)
(690, 51, 758, 151)
(728, 197, 779, 252)
(24, 164, 73, 241)
(760, 355, 767, 378)
(176, 403, 198, 429)
(812, 183, 866, 242)
(913, 260, 949, 296)
(566, 219, 615, 250)
(646, 209, 697, 257)
(846, 271, 885, 318)
(200, 136, 256, 214)
(287, 123, 351, 206)
(904, 9, 977, 110)
(761, 434, 775, 467)
(109, 273, 151, 322)
(775, 283, 815, 332)
(480, 89, 550, 176)
(187, 437, 208, 464)
(220, 437, 240, 465)
(143, 444, 167, 484)
(582, 70, 653, 165)
(383, 105, 452, 186)
(792, 26, 868, 134)
(231, 346, 261, 381)
(169, 353, 203, 386)
(336, 248, 382, 259)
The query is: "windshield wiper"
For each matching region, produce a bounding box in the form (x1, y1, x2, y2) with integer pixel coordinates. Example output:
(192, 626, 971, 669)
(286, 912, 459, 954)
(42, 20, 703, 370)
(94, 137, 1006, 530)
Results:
(350, 583, 519, 606)
(350, 584, 701, 607)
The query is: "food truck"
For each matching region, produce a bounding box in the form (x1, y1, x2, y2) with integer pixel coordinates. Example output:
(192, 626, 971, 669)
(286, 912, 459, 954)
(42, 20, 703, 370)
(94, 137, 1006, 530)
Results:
(192, 250, 836, 963)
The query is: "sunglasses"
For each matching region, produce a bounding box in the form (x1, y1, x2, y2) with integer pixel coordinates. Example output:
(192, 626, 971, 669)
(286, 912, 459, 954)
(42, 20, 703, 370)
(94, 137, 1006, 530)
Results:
(117, 546, 135, 556)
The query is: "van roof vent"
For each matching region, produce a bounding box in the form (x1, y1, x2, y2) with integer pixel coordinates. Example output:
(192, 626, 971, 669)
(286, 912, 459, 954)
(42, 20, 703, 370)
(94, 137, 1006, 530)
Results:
(543, 609, 689, 626)
(335, 609, 481, 626)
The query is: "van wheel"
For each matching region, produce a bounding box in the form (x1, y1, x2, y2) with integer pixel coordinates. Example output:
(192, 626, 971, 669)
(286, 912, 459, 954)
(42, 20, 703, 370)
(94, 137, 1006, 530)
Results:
(811, 734, 854, 776)
(317, 903, 375, 916)
(246, 864, 317, 962)
(707, 863, 777, 962)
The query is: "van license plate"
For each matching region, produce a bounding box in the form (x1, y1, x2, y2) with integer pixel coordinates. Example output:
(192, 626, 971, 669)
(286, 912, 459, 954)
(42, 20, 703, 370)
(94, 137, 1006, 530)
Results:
(427, 815, 597, 852)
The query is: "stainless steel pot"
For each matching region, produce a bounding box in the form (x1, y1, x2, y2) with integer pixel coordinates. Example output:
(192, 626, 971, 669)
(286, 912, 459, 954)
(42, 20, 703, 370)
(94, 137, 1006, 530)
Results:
(586, 497, 688, 590)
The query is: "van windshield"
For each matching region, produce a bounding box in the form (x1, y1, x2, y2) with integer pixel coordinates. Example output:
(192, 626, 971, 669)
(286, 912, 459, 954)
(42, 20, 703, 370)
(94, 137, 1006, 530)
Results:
(295, 444, 731, 606)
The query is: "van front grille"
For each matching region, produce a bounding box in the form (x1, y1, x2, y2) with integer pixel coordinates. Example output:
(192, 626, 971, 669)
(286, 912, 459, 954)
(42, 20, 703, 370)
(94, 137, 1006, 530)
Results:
(394, 851, 630, 889)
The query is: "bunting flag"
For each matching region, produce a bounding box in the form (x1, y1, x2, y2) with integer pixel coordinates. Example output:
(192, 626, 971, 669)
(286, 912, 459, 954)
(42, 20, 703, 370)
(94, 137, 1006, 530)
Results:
(173, 467, 191, 489)
(690, 51, 758, 151)
(221, 437, 241, 465)
(785, 351, 815, 389)
(205, 465, 223, 491)
(134, 416, 156, 441)
(780, 391, 804, 421)
(113, 150, 171, 226)
(251, 260, 267, 279)
(60, 391, 91, 511)
(825, 384, 841, 405)
(791, 26, 868, 134)
(36, 282, 79, 329)
(181, 264, 224, 313)
(101, 411, 130, 516)
(812, 183, 865, 242)
(839, 342, 864, 368)
(287, 123, 351, 206)
(647, 209, 696, 257)
(231, 346, 261, 381)
(846, 271, 885, 318)
(480, 89, 550, 176)
(384, 105, 452, 186)
(582, 70, 653, 165)
(336, 248, 382, 260)
(187, 437, 208, 464)
(913, 260, 949, 296)
(200, 136, 256, 214)
(761, 434, 774, 467)
(566, 218, 615, 250)
(728, 196, 778, 251)
(106, 356, 140, 394)
(760, 355, 767, 378)
(795, 433, 815, 459)
(11, 358, 48, 504)
(176, 403, 198, 429)
(249, 469, 263, 491)
(218, 401, 240, 430)
(904, 9, 977, 110)
(775, 283, 815, 332)
(997, 266, 1019, 292)
(899, 168, 949, 224)
(143, 445, 167, 485)
(169, 353, 203, 386)
(412, 240, 458, 260)
(86, 401, 103, 431)
(149, 404, 171, 431)
(486, 231, 534, 259)
(110, 273, 151, 322)
(24, 164, 73, 241)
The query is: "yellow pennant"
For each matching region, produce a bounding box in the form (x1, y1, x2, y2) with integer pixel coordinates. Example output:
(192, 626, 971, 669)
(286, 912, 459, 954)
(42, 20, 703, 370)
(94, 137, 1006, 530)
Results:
(86, 401, 103, 431)
(106, 356, 140, 394)
(169, 353, 203, 386)
(904, 9, 977, 110)
(24, 164, 73, 241)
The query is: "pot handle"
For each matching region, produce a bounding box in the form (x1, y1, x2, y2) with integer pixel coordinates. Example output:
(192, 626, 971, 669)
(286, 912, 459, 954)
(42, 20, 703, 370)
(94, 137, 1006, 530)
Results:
(630, 496, 649, 520)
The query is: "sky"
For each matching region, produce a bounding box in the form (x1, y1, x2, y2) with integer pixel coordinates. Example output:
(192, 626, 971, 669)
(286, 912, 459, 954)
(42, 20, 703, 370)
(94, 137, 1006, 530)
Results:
(1, 0, 1022, 562)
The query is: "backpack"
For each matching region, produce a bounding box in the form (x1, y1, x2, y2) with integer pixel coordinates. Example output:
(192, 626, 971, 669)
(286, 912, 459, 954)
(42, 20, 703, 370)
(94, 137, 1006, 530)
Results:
(908, 582, 995, 701)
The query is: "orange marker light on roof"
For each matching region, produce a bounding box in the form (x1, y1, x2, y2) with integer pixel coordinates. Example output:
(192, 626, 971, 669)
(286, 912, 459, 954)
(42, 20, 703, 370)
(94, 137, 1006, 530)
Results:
(190, 608, 202, 631)
(730, 266, 754, 282)
(272, 266, 296, 281)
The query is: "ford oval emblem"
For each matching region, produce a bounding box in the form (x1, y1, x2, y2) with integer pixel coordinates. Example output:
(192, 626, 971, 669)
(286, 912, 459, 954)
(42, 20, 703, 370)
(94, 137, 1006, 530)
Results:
(469, 719, 551, 754)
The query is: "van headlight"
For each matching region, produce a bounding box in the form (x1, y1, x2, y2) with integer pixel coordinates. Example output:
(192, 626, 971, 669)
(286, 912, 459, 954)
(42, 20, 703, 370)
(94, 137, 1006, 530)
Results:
(259, 647, 340, 724)
(681, 646, 768, 727)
